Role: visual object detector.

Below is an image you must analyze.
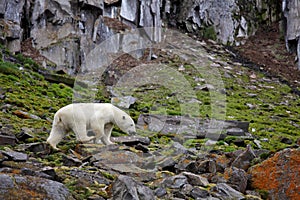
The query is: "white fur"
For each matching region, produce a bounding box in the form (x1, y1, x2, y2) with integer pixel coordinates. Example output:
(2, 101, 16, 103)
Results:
(47, 103, 136, 150)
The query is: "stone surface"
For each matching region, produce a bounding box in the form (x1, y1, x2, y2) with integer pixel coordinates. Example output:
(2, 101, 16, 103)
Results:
(137, 114, 249, 140)
(1, 149, 28, 162)
(211, 183, 245, 200)
(283, 0, 300, 69)
(0, 0, 291, 74)
(111, 175, 155, 200)
(112, 135, 150, 145)
(0, 173, 74, 199)
(231, 144, 256, 171)
(181, 171, 209, 187)
(249, 148, 300, 200)
(0, 135, 16, 146)
(224, 167, 248, 193)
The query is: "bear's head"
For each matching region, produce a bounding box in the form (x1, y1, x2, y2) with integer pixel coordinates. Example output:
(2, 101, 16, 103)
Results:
(120, 115, 136, 135)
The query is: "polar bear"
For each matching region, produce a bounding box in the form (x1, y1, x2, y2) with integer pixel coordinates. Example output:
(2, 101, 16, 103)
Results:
(46, 103, 136, 150)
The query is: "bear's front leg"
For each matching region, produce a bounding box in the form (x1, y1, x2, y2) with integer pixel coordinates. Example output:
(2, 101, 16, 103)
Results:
(102, 123, 114, 145)
(92, 123, 114, 145)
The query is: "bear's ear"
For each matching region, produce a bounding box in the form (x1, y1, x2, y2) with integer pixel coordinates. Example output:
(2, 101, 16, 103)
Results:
(122, 116, 126, 120)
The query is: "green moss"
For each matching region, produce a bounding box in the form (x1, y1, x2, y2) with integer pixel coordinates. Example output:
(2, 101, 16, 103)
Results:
(100, 170, 116, 180)
(0, 61, 21, 76)
(202, 26, 217, 41)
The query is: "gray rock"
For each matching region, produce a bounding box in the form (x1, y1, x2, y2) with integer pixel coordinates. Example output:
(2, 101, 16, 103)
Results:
(1, 149, 28, 162)
(0, 174, 74, 199)
(111, 96, 136, 108)
(181, 172, 209, 187)
(162, 175, 188, 189)
(0, 135, 16, 146)
(226, 128, 245, 136)
(69, 168, 110, 185)
(190, 187, 210, 199)
(231, 144, 256, 171)
(120, 0, 137, 22)
(154, 187, 167, 198)
(211, 183, 245, 200)
(137, 114, 249, 140)
(224, 167, 248, 193)
(62, 154, 82, 167)
(112, 135, 150, 145)
(16, 127, 34, 142)
(111, 175, 155, 200)
(283, 0, 300, 69)
(18, 142, 50, 153)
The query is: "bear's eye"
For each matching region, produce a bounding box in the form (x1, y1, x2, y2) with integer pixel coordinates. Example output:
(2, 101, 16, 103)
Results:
(130, 124, 133, 126)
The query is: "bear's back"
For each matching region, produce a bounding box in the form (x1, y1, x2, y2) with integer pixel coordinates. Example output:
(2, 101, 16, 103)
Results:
(57, 103, 114, 119)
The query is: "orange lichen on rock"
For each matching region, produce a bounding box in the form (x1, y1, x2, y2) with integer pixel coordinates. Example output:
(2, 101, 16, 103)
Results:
(249, 148, 300, 199)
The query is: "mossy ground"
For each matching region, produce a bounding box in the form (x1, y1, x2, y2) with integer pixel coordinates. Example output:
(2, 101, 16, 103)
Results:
(0, 45, 299, 197)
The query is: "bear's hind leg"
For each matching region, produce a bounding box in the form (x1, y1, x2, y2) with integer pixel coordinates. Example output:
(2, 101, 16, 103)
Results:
(47, 127, 65, 150)
(73, 124, 95, 143)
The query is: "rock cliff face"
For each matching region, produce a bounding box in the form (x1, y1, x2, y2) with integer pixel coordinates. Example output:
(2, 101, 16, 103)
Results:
(0, 0, 298, 73)
(282, 0, 300, 69)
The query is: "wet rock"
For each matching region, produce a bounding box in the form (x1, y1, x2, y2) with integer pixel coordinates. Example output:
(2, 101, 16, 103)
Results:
(249, 148, 300, 200)
(211, 183, 245, 200)
(231, 144, 256, 170)
(111, 175, 155, 200)
(224, 167, 248, 193)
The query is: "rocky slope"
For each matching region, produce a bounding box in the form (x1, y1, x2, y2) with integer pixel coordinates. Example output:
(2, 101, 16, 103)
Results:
(0, 25, 299, 199)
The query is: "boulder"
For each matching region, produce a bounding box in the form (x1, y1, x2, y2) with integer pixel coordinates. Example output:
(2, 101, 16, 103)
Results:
(110, 175, 155, 200)
(231, 144, 256, 171)
(0, 135, 16, 146)
(1, 149, 28, 162)
(181, 171, 209, 187)
(249, 148, 300, 200)
(224, 167, 248, 193)
(161, 175, 188, 189)
(210, 183, 245, 200)
(0, 173, 74, 199)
